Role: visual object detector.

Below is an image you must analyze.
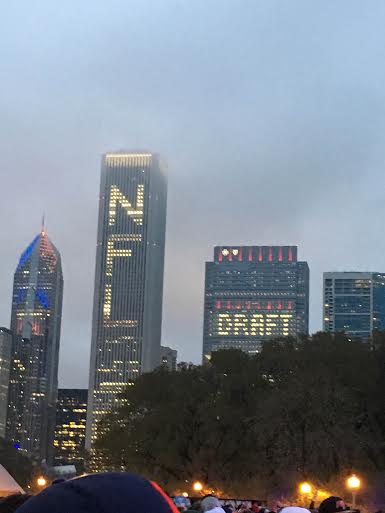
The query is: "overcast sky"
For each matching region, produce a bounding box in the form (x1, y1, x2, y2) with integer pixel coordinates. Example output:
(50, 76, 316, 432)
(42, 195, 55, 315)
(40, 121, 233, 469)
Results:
(2, 1, 385, 387)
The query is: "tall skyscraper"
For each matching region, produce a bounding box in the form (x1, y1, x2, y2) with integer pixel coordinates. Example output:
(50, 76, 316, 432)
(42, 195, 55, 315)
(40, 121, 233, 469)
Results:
(323, 272, 385, 339)
(160, 346, 177, 372)
(203, 246, 309, 360)
(86, 152, 167, 450)
(6, 227, 63, 462)
(54, 389, 88, 471)
(0, 328, 12, 438)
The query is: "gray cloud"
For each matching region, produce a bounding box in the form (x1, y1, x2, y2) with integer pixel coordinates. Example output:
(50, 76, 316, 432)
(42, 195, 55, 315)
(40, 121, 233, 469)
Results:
(1, 1, 385, 386)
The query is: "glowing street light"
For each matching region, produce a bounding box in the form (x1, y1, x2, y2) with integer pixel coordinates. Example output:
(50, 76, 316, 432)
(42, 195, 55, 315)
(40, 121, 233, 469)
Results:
(182, 492, 189, 498)
(37, 476, 47, 488)
(193, 481, 203, 492)
(299, 482, 312, 495)
(346, 474, 361, 509)
(347, 475, 360, 490)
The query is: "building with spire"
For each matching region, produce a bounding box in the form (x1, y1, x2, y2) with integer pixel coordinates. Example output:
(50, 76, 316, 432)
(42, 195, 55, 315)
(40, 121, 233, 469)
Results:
(86, 152, 167, 455)
(6, 224, 63, 462)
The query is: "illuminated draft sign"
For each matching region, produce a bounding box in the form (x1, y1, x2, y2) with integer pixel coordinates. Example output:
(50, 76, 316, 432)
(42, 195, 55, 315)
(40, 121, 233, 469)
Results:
(211, 312, 294, 337)
(103, 184, 144, 327)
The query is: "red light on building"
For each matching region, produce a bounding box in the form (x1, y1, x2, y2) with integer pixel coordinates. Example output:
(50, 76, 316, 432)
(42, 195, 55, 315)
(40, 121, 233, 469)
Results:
(218, 249, 223, 262)
(288, 301, 293, 310)
(278, 247, 283, 262)
(267, 301, 272, 310)
(215, 300, 221, 309)
(248, 248, 253, 262)
(258, 247, 263, 262)
(32, 321, 41, 335)
(236, 301, 241, 309)
(238, 248, 243, 261)
(228, 251, 232, 262)
(268, 247, 273, 262)
(227, 300, 232, 309)
(277, 302, 282, 310)
(16, 319, 23, 335)
(246, 301, 251, 309)
(288, 247, 293, 262)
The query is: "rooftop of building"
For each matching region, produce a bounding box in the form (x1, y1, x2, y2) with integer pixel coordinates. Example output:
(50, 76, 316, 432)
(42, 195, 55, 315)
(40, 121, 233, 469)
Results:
(324, 271, 385, 277)
(212, 245, 303, 264)
(17, 223, 61, 272)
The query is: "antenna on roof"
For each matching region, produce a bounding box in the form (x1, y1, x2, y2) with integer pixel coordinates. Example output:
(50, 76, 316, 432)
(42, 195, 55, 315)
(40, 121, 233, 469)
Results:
(41, 213, 45, 234)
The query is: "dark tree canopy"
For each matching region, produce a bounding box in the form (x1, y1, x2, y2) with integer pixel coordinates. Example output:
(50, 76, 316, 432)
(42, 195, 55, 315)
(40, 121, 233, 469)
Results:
(0, 438, 34, 488)
(94, 332, 385, 498)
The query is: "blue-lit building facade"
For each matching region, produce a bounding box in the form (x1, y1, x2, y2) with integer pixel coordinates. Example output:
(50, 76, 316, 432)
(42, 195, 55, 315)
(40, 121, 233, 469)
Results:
(203, 246, 309, 361)
(323, 272, 385, 339)
(86, 152, 167, 453)
(6, 228, 63, 462)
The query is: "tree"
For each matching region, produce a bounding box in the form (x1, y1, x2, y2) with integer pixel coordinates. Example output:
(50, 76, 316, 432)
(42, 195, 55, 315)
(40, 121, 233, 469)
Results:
(255, 333, 384, 484)
(95, 333, 385, 497)
(0, 438, 34, 488)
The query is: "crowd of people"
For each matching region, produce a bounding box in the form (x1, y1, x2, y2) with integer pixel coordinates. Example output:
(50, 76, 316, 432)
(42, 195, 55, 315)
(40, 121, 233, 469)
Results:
(187, 495, 361, 513)
(0, 472, 380, 513)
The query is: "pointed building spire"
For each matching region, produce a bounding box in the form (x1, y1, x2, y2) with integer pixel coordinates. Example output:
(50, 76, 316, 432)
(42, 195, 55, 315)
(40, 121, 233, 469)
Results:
(41, 213, 45, 235)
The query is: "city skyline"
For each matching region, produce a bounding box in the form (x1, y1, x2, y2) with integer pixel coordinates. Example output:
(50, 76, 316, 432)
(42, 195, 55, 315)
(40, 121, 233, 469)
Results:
(3, 205, 385, 387)
(3, 1, 385, 388)
(1, 218, 385, 388)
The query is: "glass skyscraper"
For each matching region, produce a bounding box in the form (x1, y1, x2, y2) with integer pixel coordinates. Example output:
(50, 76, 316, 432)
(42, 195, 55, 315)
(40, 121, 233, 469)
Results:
(323, 272, 385, 339)
(86, 152, 167, 451)
(203, 246, 309, 360)
(54, 388, 88, 471)
(6, 227, 63, 462)
(0, 327, 12, 438)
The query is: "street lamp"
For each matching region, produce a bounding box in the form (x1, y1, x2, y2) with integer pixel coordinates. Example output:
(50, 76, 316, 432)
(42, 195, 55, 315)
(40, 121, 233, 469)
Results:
(299, 482, 313, 507)
(346, 474, 361, 509)
(193, 481, 203, 493)
(299, 482, 312, 495)
(37, 476, 47, 488)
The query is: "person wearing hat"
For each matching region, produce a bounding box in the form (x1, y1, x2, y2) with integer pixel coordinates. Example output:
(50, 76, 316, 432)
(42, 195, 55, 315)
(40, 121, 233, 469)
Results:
(16, 472, 180, 513)
(319, 497, 349, 513)
(201, 496, 226, 513)
(280, 507, 311, 513)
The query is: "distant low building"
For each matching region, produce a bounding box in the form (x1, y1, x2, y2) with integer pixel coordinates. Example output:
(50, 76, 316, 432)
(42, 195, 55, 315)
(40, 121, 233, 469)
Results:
(54, 389, 87, 472)
(0, 328, 12, 438)
(160, 346, 177, 371)
(324, 272, 385, 340)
